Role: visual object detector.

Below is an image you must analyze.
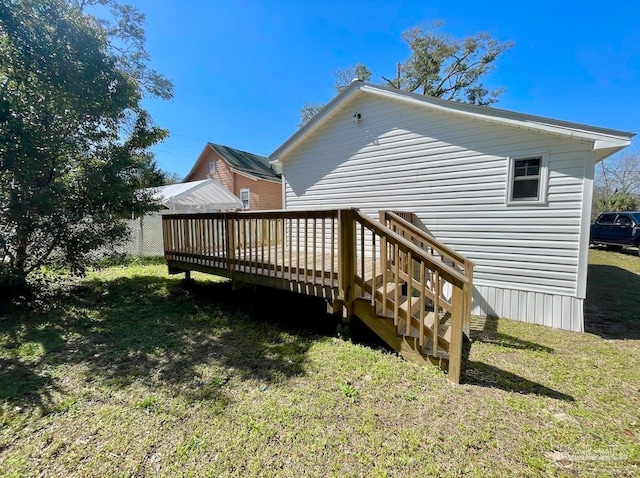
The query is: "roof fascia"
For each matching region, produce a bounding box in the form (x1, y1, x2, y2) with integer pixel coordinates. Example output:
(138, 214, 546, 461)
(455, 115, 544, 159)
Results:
(270, 80, 365, 162)
(229, 167, 282, 183)
(361, 85, 633, 149)
(183, 144, 216, 181)
(229, 168, 258, 181)
(270, 82, 633, 163)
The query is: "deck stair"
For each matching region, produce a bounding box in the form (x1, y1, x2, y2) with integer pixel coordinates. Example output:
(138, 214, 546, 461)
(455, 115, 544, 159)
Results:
(161, 208, 473, 383)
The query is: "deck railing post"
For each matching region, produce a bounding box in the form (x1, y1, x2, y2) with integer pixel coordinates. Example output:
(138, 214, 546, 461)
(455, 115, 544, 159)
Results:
(464, 267, 473, 337)
(338, 209, 356, 317)
(448, 285, 464, 385)
(161, 216, 169, 258)
(226, 214, 235, 277)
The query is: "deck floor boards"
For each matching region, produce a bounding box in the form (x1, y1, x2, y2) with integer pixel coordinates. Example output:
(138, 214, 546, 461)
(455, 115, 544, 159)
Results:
(166, 244, 379, 295)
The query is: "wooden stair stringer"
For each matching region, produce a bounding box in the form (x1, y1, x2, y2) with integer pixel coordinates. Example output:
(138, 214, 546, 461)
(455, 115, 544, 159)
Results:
(353, 298, 449, 371)
(373, 290, 453, 355)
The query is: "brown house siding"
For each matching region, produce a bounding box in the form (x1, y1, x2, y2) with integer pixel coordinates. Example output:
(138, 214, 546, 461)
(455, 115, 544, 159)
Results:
(188, 149, 235, 191)
(235, 175, 281, 210)
(185, 146, 282, 210)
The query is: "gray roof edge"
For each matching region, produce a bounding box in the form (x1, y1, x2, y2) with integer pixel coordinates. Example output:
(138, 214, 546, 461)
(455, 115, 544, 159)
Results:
(269, 80, 365, 160)
(368, 83, 635, 139)
(270, 81, 634, 161)
(208, 142, 281, 179)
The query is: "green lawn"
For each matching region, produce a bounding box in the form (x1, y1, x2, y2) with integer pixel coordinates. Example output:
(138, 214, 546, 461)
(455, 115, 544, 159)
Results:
(0, 253, 638, 477)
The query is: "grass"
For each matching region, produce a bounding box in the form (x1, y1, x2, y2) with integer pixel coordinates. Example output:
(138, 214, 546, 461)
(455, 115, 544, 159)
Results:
(0, 253, 638, 476)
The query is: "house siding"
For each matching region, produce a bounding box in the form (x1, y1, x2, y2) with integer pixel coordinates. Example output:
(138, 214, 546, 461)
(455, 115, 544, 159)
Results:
(235, 175, 282, 210)
(188, 148, 235, 192)
(186, 146, 282, 210)
(281, 94, 592, 331)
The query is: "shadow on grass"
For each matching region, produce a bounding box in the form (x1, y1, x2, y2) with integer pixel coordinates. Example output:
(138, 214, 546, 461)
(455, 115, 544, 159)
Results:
(465, 317, 572, 400)
(463, 361, 574, 401)
(585, 263, 640, 340)
(0, 275, 333, 411)
(471, 315, 554, 353)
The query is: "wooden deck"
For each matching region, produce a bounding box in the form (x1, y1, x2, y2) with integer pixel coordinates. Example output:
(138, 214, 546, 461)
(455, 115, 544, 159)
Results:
(162, 209, 474, 383)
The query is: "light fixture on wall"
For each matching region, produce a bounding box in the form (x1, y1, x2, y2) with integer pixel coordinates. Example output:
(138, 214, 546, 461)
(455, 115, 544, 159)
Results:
(353, 112, 361, 124)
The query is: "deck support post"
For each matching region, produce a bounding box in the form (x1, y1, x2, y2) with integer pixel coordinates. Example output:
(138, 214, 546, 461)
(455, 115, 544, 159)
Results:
(448, 286, 464, 384)
(463, 268, 473, 338)
(226, 215, 235, 279)
(338, 209, 356, 319)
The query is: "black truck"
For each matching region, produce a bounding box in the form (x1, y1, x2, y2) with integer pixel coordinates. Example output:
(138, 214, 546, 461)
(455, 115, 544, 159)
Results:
(590, 211, 640, 254)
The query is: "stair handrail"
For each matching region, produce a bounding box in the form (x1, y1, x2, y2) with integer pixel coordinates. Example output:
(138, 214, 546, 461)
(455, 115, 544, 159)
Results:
(381, 211, 474, 336)
(382, 211, 475, 271)
(353, 211, 468, 288)
(353, 210, 466, 384)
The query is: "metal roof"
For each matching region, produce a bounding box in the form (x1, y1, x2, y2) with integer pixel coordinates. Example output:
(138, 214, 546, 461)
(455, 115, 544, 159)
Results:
(270, 81, 634, 162)
(208, 142, 281, 182)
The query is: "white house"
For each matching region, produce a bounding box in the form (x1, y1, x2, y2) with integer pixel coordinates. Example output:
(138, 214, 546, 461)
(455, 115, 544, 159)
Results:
(270, 81, 633, 332)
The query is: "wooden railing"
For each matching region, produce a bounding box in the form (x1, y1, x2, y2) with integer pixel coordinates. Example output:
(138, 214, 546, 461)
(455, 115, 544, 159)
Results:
(351, 210, 468, 383)
(162, 208, 471, 383)
(162, 210, 341, 289)
(380, 211, 475, 336)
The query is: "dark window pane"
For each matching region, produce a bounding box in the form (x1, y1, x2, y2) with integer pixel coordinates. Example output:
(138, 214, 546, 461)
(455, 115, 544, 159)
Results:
(598, 214, 616, 224)
(512, 179, 539, 200)
(514, 158, 541, 178)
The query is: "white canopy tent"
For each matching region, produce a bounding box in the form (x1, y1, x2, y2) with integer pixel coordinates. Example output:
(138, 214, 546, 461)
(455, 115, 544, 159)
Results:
(120, 180, 242, 256)
(147, 178, 243, 212)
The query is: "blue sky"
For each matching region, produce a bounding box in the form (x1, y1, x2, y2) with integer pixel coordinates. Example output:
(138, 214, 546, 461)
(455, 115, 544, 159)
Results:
(128, 0, 640, 178)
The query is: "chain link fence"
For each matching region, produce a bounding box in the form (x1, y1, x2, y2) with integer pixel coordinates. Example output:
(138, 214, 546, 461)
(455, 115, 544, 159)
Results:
(117, 213, 165, 257)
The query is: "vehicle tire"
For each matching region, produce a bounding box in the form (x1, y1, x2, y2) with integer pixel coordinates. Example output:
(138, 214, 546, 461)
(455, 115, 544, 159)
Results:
(606, 245, 623, 251)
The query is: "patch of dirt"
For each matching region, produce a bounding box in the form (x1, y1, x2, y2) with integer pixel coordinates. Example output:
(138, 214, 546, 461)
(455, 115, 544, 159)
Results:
(584, 303, 640, 340)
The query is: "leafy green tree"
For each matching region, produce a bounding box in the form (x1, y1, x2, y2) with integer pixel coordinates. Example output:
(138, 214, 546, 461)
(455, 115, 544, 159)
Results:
(133, 155, 181, 189)
(0, 0, 172, 291)
(594, 193, 637, 217)
(300, 22, 513, 125)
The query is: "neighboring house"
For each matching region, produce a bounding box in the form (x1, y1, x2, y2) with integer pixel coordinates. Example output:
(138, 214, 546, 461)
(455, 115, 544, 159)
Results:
(269, 81, 634, 332)
(184, 142, 282, 210)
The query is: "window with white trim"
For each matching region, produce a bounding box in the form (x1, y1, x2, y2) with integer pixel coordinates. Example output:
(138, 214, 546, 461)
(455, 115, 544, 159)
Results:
(240, 188, 250, 210)
(506, 152, 549, 205)
(209, 161, 216, 175)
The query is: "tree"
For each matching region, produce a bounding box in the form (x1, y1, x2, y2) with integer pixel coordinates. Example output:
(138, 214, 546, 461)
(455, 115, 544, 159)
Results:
(333, 63, 372, 91)
(133, 155, 181, 189)
(0, 0, 173, 291)
(592, 150, 640, 218)
(298, 64, 373, 126)
(300, 22, 513, 125)
(299, 101, 325, 128)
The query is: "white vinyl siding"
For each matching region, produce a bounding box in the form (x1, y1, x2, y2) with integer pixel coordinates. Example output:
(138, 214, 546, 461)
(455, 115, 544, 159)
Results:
(281, 94, 592, 331)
